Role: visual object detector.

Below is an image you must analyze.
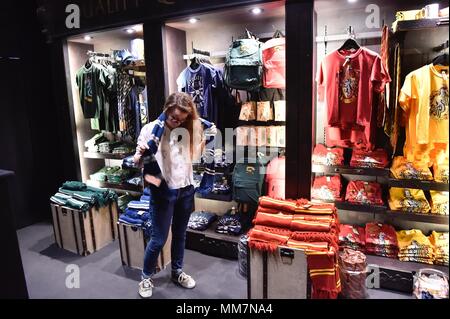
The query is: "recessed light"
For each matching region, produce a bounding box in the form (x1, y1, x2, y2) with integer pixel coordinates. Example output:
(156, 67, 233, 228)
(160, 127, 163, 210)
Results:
(83, 35, 93, 41)
(125, 28, 136, 34)
(189, 18, 198, 24)
(133, 25, 143, 32)
(250, 7, 263, 15)
(348, 0, 358, 3)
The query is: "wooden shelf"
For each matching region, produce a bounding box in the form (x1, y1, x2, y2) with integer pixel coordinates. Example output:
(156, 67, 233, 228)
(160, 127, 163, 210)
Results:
(394, 17, 449, 33)
(83, 152, 133, 160)
(382, 210, 449, 224)
(388, 178, 449, 192)
(312, 164, 389, 177)
(314, 199, 448, 224)
(87, 180, 142, 194)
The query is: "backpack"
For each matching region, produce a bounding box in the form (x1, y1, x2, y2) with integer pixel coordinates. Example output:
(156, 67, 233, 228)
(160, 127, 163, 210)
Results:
(232, 157, 265, 204)
(262, 31, 286, 88)
(224, 30, 263, 91)
(265, 156, 285, 199)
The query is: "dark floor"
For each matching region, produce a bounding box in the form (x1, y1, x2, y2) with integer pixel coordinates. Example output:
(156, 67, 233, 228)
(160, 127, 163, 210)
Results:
(17, 222, 413, 299)
(17, 222, 247, 299)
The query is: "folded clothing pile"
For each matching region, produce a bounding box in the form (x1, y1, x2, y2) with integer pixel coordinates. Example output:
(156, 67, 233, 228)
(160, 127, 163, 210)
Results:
(90, 166, 136, 184)
(396, 229, 434, 264)
(248, 196, 340, 299)
(311, 175, 342, 201)
(365, 222, 399, 258)
(388, 188, 431, 213)
(390, 156, 433, 180)
(119, 197, 152, 238)
(430, 191, 449, 215)
(429, 231, 449, 266)
(345, 181, 383, 206)
(188, 211, 218, 231)
(112, 144, 135, 155)
(84, 133, 108, 153)
(50, 181, 117, 212)
(216, 212, 243, 235)
(350, 148, 388, 168)
(339, 224, 366, 252)
(312, 144, 344, 166)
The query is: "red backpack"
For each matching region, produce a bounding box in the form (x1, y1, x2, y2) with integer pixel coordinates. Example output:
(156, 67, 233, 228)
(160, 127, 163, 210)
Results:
(262, 32, 285, 89)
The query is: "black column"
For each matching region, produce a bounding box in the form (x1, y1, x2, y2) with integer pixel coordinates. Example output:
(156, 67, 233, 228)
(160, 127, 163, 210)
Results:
(0, 170, 29, 299)
(144, 21, 167, 121)
(285, 0, 314, 199)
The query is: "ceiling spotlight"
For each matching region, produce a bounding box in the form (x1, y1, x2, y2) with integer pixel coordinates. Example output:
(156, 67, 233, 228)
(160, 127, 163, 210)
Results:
(347, 0, 358, 3)
(133, 25, 143, 32)
(189, 18, 198, 24)
(250, 7, 263, 15)
(125, 28, 136, 34)
(83, 35, 93, 41)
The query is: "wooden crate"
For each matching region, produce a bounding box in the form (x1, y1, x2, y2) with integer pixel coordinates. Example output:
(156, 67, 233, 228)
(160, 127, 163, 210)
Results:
(50, 201, 119, 256)
(117, 222, 171, 272)
(248, 246, 308, 299)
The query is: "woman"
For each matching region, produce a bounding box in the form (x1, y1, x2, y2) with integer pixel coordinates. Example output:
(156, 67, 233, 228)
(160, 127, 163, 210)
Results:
(133, 92, 215, 298)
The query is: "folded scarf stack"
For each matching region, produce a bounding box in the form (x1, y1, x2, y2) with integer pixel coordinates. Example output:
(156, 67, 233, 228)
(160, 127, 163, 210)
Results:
(51, 181, 117, 211)
(248, 196, 340, 299)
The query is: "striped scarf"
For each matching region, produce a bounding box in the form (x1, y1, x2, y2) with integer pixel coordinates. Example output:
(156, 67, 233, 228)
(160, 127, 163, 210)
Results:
(143, 112, 216, 194)
(248, 197, 341, 299)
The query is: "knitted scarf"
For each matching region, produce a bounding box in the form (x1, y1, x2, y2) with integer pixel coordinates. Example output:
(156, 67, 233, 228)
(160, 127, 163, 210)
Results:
(143, 112, 216, 195)
(248, 198, 341, 299)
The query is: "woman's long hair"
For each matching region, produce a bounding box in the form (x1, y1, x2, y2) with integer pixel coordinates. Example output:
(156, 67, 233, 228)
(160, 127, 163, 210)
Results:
(163, 92, 200, 159)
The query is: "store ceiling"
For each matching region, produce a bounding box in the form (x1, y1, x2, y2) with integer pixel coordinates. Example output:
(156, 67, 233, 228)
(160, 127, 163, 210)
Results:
(166, 1, 285, 31)
(69, 25, 143, 45)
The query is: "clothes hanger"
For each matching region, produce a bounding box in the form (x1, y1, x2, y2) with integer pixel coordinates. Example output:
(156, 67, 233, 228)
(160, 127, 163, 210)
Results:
(338, 26, 360, 52)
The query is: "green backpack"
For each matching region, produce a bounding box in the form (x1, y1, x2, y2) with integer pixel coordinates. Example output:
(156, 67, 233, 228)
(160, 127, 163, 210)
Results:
(224, 30, 263, 91)
(232, 157, 265, 204)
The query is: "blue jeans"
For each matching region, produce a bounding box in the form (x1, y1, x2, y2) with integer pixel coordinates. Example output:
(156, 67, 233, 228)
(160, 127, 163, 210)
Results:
(142, 182, 195, 278)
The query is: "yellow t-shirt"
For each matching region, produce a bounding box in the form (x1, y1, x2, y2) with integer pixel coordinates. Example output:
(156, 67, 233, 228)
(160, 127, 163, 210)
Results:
(396, 229, 434, 251)
(399, 64, 449, 165)
(390, 156, 433, 180)
(430, 191, 449, 215)
(388, 187, 431, 213)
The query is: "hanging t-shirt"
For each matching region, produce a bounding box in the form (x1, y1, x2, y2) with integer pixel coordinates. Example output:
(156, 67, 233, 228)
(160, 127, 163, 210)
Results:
(177, 64, 218, 119)
(317, 47, 391, 149)
(76, 62, 110, 119)
(399, 64, 449, 166)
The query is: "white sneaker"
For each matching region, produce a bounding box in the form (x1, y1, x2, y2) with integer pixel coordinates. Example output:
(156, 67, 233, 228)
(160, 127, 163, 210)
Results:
(138, 278, 154, 298)
(173, 272, 196, 289)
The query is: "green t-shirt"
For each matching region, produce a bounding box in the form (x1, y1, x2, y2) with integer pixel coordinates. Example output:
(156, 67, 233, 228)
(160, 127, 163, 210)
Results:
(75, 63, 110, 119)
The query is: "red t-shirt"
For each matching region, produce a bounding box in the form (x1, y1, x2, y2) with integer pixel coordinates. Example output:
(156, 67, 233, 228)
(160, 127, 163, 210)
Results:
(317, 47, 391, 147)
(311, 175, 342, 201)
(345, 180, 384, 205)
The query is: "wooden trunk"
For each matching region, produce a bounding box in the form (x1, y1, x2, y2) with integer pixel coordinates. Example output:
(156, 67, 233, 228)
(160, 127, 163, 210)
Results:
(248, 246, 308, 299)
(117, 222, 171, 272)
(50, 201, 119, 256)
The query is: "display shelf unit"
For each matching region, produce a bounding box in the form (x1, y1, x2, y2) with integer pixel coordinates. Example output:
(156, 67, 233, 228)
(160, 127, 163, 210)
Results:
(87, 180, 142, 194)
(83, 152, 133, 160)
(186, 220, 241, 260)
(314, 199, 448, 224)
(382, 210, 449, 224)
(394, 17, 449, 33)
(366, 254, 449, 293)
(312, 164, 389, 177)
(388, 178, 449, 192)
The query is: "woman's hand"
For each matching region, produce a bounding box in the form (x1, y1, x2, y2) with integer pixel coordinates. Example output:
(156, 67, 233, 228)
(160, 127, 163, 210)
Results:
(133, 143, 149, 164)
(144, 174, 162, 187)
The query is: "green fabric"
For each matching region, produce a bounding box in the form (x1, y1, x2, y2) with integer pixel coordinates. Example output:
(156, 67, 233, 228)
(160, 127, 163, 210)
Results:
(58, 183, 118, 208)
(62, 181, 87, 191)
